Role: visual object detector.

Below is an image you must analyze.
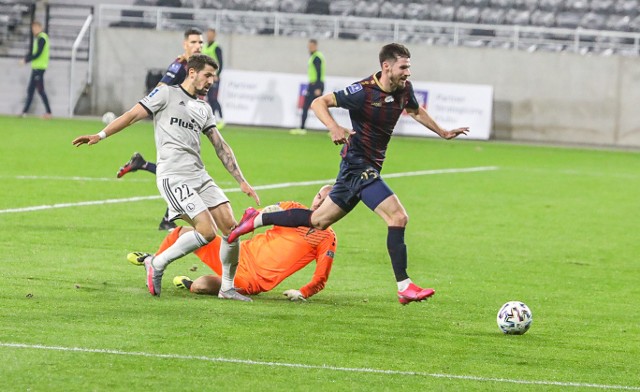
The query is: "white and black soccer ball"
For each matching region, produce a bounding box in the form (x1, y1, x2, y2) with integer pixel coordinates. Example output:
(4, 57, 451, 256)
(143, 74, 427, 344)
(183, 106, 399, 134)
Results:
(497, 301, 532, 335)
(101, 111, 116, 125)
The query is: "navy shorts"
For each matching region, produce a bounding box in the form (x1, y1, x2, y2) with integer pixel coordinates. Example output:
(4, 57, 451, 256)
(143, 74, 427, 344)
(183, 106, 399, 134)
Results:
(329, 160, 394, 213)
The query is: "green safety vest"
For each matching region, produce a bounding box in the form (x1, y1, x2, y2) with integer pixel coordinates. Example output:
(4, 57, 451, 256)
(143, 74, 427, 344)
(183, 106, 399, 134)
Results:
(203, 41, 219, 65)
(308, 50, 325, 84)
(31, 32, 50, 70)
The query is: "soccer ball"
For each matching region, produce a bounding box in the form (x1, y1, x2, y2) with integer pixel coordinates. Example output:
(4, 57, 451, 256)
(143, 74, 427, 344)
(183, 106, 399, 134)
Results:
(101, 112, 116, 125)
(497, 301, 532, 335)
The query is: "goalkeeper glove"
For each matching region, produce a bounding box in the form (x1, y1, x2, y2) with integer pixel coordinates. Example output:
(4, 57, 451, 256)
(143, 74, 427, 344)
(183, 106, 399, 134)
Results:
(283, 289, 306, 301)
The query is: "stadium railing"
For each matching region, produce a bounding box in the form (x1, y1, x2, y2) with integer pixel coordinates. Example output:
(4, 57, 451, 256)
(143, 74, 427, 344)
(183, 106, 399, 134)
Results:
(95, 3, 640, 57)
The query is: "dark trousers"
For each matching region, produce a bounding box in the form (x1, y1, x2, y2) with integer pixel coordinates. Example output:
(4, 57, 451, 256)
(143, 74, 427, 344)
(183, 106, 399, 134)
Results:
(207, 79, 223, 119)
(301, 82, 323, 129)
(23, 69, 52, 114)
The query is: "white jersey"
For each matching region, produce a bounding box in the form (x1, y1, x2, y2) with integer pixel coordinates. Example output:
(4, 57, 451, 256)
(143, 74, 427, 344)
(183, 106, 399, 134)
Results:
(139, 85, 216, 178)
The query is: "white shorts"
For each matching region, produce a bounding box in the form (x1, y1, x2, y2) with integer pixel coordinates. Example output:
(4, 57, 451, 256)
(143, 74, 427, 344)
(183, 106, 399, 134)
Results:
(157, 172, 229, 221)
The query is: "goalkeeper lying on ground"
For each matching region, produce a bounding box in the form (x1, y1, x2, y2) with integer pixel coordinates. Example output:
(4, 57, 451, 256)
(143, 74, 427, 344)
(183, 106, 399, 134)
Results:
(129, 185, 337, 301)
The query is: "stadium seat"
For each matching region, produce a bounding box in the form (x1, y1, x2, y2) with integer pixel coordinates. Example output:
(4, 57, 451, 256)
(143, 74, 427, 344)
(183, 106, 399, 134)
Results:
(279, 0, 308, 14)
(455, 6, 481, 23)
(563, 0, 590, 12)
(538, 0, 563, 11)
(254, 0, 280, 12)
(489, 0, 510, 7)
(404, 3, 429, 20)
(479, 7, 506, 24)
(430, 4, 455, 22)
(590, 0, 615, 14)
(556, 11, 583, 29)
(353, 0, 380, 18)
(580, 11, 606, 30)
(504, 9, 531, 25)
(530, 9, 556, 27)
(605, 14, 631, 31)
(630, 14, 640, 32)
(614, 0, 639, 16)
(379, 1, 405, 19)
(328, 0, 354, 16)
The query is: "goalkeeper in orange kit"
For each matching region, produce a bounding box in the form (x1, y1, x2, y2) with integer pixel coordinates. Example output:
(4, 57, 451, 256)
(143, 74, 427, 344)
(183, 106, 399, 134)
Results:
(129, 185, 336, 301)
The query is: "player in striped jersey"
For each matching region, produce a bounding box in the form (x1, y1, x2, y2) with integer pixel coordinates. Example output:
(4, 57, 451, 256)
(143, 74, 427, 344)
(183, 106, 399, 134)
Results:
(228, 43, 469, 305)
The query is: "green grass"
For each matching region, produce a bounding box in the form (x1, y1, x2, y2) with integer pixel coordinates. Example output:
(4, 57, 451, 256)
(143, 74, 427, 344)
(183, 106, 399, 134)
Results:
(0, 115, 639, 391)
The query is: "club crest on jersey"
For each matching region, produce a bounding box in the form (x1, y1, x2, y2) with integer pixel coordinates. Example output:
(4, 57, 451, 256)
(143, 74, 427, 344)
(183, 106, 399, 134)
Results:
(345, 83, 363, 95)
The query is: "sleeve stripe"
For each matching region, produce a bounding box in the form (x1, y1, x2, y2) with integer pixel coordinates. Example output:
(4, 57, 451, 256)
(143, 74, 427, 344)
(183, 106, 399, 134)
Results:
(202, 125, 216, 134)
(137, 102, 153, 116)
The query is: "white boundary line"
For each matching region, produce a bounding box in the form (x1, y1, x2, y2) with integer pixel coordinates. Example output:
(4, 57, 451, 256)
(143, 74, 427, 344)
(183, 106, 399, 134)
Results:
(0, 342, 638, 390)
(1, 175, 155, 183)
(0, 166, 498, 215)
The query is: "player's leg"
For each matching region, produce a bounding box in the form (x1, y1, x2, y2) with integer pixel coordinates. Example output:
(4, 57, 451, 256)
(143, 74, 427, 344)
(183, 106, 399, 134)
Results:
(362, 180, 435, 304)
(117, 152, 157, 178)
(189, 275, 222, 295)
(145, 177, 217, 296)
(299, 89, 314, 129)
(228, 167, 356, 243)
(35, 70, 52, 116)
(209, 201, 237, 290)
(200, 177, 251, 301)
(22, 70, 37, 114)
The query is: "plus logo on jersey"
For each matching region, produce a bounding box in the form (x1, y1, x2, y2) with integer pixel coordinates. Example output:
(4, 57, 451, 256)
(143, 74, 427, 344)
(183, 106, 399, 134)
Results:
(170, 117, 202, 132)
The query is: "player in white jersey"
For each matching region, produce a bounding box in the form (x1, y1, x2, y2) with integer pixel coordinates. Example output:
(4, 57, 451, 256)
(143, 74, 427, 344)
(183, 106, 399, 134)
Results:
(72, 54, 259, 301)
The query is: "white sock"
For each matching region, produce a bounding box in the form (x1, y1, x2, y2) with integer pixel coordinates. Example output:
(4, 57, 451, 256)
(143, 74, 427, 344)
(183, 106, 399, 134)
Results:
(153, 231, 209, 271)
(253, 212, 263, 228)
(397, 278, 412, 292)
(220, 235, 240, 291)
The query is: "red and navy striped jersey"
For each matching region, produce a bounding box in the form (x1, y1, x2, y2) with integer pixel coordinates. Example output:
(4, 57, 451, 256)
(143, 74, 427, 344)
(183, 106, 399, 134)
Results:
(333, 72, 420, 171)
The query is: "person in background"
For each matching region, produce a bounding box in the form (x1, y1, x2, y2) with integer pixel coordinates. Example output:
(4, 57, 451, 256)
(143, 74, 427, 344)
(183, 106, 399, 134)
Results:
(291, 39, 325, 134)
(202, 27, 225, 129)
(20, 21, 52, 119)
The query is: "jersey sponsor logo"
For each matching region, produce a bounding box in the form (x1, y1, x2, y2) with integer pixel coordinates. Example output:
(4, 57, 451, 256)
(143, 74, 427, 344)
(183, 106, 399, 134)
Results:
(169, 62, 181, 72)
(371, 101, 382, 107)
(169, 117, 202, 132)
(148, 88, 160, 98)
(345, 83, 363, 95)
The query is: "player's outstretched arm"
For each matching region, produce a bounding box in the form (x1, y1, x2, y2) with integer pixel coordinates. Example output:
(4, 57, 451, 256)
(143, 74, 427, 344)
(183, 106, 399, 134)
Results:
(205, 127, 260, 205)
(406, 106, 469, 140)
(72, 104, 150, 147)
(311, 93, 355, 145)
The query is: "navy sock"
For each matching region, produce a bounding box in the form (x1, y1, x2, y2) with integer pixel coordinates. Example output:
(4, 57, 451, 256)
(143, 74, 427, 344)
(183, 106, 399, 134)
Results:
(387, 226, 409, 282)
(263, 209, 313, 227)
(183, 279, 193, 290)
(144, 162, 157, 174)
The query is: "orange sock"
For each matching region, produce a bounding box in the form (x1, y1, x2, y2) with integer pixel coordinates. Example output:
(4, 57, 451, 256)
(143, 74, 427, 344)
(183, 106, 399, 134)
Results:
(155, 227, 182, 255)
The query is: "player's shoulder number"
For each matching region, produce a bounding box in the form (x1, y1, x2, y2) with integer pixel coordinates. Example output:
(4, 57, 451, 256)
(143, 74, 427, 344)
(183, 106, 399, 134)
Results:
(148, 87, 160, 98)
(344, 83, 363, 95)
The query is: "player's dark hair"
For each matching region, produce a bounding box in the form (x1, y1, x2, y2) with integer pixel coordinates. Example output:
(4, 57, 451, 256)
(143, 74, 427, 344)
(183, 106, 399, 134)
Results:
(309, 39, 318, 45)
(184, 27, 203, 39)
(32, 20, 42, 28)
(379, 43, 411, 66)
(187, 53, 219, 72)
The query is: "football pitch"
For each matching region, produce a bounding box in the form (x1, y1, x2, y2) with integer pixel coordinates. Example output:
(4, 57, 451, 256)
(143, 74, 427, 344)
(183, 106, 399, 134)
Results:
(1, 115, 639, 391)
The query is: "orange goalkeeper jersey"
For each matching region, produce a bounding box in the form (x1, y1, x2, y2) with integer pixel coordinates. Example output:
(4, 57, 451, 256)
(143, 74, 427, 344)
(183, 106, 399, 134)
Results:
(187, 201, 337, 298)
